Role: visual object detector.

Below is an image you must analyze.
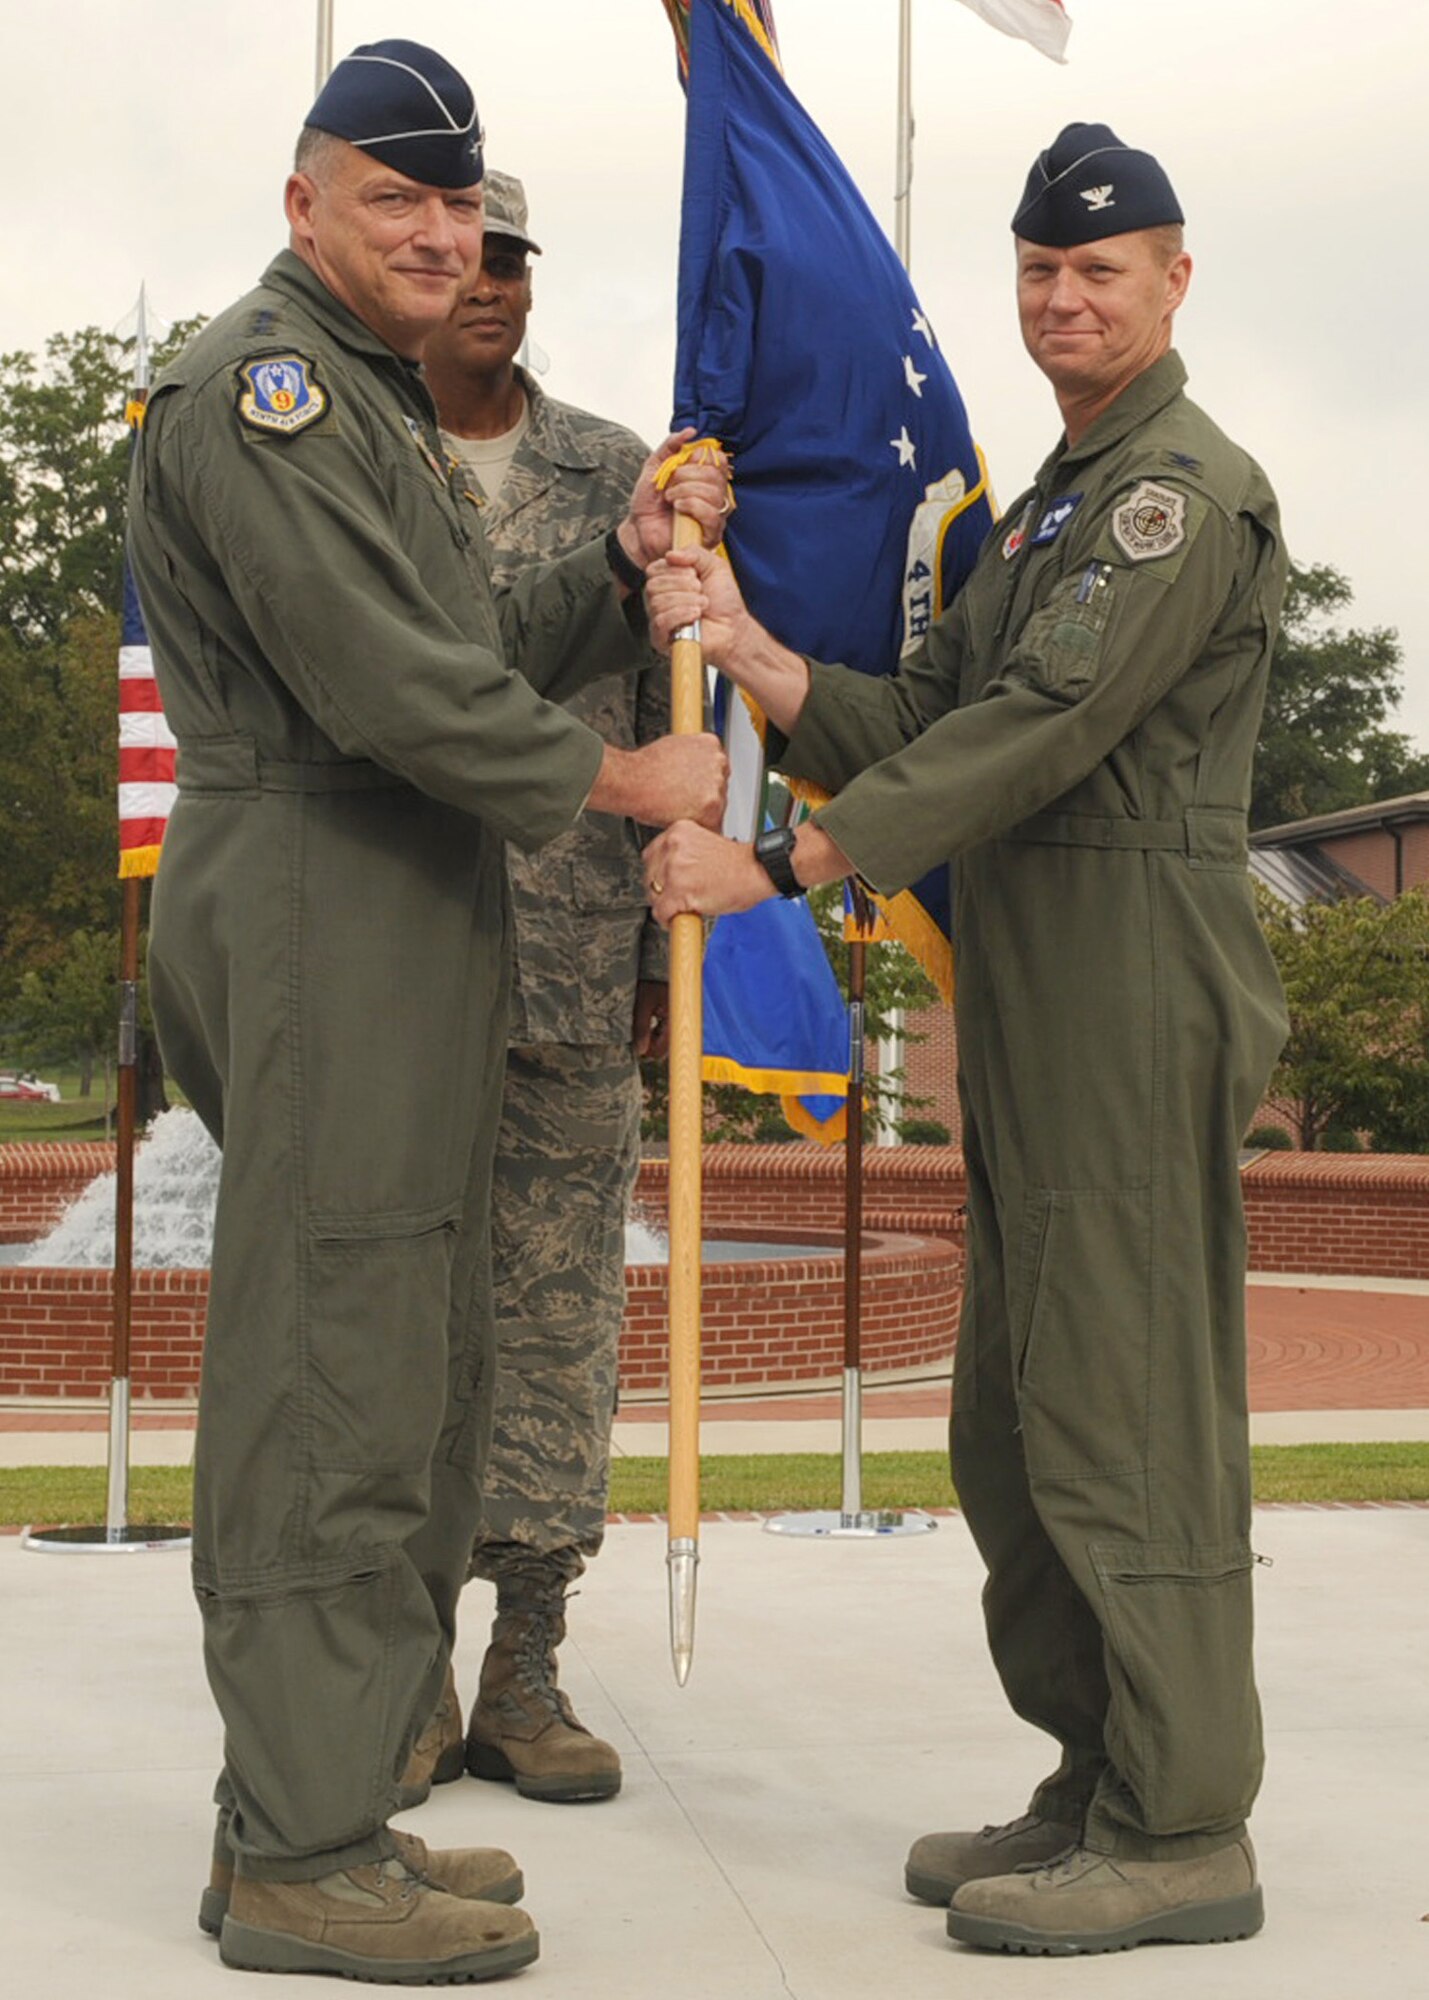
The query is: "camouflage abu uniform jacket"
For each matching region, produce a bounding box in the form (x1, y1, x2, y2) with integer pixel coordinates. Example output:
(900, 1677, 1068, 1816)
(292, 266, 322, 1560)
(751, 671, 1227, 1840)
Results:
(446, 370, 669, 1046)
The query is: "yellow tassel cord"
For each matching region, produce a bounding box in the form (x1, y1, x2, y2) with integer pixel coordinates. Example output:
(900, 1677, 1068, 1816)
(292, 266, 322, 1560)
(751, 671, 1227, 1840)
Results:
(722, 0, 781, 69)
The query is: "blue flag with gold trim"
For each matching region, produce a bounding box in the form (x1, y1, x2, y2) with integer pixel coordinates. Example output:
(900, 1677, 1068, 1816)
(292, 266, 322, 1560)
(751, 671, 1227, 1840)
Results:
(675, 0, 994, 999)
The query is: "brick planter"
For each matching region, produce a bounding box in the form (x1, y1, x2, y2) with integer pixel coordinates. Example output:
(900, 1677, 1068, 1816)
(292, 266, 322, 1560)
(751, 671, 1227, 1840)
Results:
(0, 1143, 115, 1244)
(0, 1229, 960, 1402)
(5, 1139, 1426, 1404)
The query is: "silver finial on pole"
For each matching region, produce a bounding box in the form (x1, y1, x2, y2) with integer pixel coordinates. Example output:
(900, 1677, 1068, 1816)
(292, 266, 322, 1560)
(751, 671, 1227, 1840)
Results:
(133, 285, 151, 395)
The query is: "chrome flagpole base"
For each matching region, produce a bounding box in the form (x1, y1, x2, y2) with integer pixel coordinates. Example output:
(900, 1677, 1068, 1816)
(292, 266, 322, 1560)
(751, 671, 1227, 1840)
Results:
(763, 1508, 937, 1539)
(23, 1374, 191, 1552)
(666, 1537, 699, 1685)
(22, 1524, 191, 1554)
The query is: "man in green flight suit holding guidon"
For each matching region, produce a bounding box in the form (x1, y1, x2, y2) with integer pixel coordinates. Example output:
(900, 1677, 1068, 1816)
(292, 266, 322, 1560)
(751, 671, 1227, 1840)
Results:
(642, 122, 1289, 1958)
(127, 38, 727, 1987)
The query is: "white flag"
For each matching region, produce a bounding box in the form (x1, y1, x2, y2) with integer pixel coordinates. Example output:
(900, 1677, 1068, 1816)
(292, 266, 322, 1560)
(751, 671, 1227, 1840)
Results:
(953, 0, 1073, 63)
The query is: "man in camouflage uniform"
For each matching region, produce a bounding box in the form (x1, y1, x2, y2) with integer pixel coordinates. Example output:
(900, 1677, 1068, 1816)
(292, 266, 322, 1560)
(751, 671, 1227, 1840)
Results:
(643, 125, 1287, 1956)
(406, 172, 667, 1805)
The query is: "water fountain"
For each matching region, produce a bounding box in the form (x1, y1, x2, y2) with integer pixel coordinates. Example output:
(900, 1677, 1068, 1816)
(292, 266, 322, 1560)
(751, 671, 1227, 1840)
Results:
(1, 1113, 964, 1399)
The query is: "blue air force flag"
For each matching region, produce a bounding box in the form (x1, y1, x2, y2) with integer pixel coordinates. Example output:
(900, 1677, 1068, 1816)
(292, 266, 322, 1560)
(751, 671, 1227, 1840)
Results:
(675, 0, 994, 998)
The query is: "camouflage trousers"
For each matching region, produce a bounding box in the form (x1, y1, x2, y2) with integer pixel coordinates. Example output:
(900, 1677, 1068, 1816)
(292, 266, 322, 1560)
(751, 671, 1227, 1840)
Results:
(470, 1041, 642, 1597)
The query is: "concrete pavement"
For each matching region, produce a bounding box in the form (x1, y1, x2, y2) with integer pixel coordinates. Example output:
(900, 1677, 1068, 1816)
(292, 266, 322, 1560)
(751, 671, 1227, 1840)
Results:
(1, 1508, 1426, 1998)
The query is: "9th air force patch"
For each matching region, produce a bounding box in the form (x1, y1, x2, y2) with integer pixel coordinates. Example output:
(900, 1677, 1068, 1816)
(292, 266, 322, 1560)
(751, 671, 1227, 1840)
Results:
(236, 355, 328, 437)
(1111, 480, 1188, 562)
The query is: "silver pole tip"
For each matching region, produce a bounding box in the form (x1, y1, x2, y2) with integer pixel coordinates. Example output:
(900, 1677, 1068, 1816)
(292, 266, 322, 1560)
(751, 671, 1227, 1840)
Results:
(667, 1538, 699, 1685)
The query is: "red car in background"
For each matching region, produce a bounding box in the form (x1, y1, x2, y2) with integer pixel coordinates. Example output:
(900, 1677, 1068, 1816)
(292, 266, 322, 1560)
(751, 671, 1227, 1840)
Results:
(0, 1074, 62, 1103)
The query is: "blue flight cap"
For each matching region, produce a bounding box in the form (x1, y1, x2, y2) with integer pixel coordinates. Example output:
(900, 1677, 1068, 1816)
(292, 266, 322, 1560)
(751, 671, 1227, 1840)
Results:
(305, 40, 484, 189)
(1012, 123, 1183, 247)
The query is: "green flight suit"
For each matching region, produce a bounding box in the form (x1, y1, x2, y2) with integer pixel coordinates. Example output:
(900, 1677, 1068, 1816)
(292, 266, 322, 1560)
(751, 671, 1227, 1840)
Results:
(126, 251, 647, 1880)
(780, 353, 1289, 1858)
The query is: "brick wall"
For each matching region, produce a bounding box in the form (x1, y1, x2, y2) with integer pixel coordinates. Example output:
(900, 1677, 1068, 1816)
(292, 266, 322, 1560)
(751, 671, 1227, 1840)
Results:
(0, 1233, 960, 1401)
(1241, 1153, 1429, 1279)
(4, 1143, 1425, 1402)
(1318, 825, 1429, 900)
(635, 1143, 968, 1241)
(0, 1267, 208, 1399)
(0, 1143, 115, 1243)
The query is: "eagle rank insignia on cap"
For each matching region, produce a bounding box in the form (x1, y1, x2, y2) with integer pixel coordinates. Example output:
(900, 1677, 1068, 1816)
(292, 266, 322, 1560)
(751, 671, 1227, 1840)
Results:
(1111, 480, 1187, 562)
(236, 355, 328, 437)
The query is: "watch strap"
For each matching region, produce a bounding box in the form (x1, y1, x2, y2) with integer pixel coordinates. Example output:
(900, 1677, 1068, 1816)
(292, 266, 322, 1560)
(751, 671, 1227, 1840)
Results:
(754, 826, 801, 898)
(604, 527, 647, 594)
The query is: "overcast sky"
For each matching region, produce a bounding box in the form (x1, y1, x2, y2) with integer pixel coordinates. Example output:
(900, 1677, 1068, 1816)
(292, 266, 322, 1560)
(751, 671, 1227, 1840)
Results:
(8, 0, 1424, 746)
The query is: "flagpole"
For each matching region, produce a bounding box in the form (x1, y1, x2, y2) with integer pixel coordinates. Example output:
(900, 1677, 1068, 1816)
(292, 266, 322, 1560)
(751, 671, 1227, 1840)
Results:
(666, 510, 705, 1684)
(894, 0, 913, 266)
(26, 286, 188, 1557)
(315, 0, 335, 91)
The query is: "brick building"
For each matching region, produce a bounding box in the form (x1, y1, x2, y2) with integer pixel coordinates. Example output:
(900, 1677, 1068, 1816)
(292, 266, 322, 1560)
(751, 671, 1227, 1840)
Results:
(869, 792, 1429, 1147)
(1250, 791, 1429, 904)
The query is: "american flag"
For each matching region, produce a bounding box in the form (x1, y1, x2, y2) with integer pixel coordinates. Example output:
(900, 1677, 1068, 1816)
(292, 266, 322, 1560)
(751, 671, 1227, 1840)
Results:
(117, 396, 174, 879)
(953, 0, 1073, 62)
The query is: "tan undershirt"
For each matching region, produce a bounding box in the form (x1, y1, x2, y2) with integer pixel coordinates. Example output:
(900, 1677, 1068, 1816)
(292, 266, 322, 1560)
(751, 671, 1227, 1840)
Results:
(441, 401, 532, 502)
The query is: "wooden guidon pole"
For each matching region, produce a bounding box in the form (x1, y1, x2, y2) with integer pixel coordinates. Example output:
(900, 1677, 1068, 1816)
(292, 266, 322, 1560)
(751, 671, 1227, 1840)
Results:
(665, 506, 705, 1683)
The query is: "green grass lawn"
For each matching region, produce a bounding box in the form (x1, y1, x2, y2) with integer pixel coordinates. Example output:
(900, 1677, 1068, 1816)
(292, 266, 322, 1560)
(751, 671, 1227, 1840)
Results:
(0, 1064, 113, 1143)
(3, 1443, 1427, 1530)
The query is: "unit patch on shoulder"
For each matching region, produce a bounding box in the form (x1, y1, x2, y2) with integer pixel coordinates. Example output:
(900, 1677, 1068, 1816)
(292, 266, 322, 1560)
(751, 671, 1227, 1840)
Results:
(1111, 480, 1187, 563)
(236, 355, 328, 437)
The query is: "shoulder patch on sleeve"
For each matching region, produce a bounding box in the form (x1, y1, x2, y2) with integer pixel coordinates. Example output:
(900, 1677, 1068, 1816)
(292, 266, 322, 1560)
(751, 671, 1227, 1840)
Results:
(1111, 480, 1187, 563)
(235, 354, 329, 437)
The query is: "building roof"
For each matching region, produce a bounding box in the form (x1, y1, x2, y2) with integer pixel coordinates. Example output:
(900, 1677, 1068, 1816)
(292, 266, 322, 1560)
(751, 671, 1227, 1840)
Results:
(1251, 792, 1429, 847)
(1249, 843, 1386, 910)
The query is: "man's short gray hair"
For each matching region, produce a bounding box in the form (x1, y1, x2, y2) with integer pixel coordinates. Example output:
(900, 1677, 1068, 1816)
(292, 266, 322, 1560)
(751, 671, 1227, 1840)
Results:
(294, 126, 344, 179)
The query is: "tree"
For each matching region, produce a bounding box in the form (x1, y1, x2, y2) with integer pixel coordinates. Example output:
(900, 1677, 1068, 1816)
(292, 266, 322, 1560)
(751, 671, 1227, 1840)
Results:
(13, 929, 119, 1101)
(0, 320, 197, 1098)
(1252, 564, 1429, 830)
(1256, 884, 1429, 1151)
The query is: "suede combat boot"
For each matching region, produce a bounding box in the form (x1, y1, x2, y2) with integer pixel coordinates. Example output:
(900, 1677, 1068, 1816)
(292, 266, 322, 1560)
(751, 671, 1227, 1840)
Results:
(946, 1837, 1264, 1955)
(905, 1812, 1080, 1904)
(465, 1592, 621, 1803)
(219, 1853, 537, 1982)
(200, 1827, 523, 1939)
(396, 1661, 467, 1811)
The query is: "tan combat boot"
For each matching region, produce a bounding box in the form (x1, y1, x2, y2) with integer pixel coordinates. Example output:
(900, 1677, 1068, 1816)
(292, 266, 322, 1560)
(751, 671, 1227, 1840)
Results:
(219, 1853, 537, 1981)
(905, 1811, 1080, 1904)
(200, 1825, 523, 1938)
(396, 1661, 467, 1812)
(946, 1836, 1263, 1954)
(465, 1594, 621, 1803)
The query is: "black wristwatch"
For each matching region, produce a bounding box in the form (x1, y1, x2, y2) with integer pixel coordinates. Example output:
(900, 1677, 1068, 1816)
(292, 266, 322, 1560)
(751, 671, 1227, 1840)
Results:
(604, 527, 647, 594)
(754, 825, 802, 898)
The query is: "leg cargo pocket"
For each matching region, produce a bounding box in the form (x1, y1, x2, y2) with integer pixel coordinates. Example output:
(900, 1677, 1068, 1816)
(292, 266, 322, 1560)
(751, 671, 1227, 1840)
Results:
(304, 1203, 460, 1472)
(1013, 1187, 1152, 1480)
(1092, 1539, 1262, 1837)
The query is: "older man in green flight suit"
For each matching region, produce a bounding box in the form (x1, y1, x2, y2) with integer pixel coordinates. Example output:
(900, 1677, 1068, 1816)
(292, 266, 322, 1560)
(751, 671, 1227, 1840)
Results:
(127, 39, 726, 1987)
(642, 123, 1288, 1958)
